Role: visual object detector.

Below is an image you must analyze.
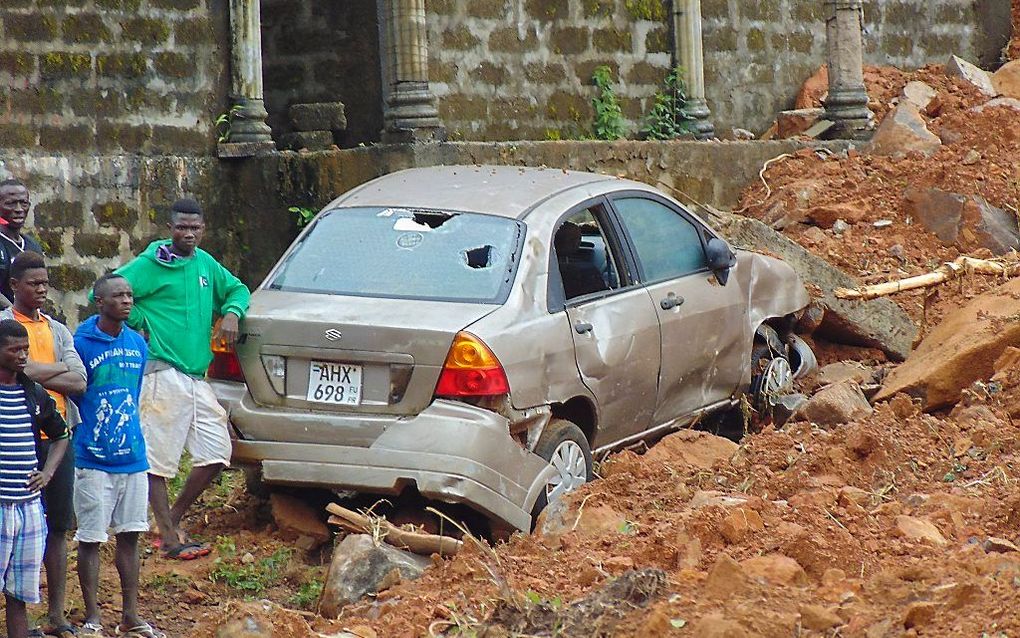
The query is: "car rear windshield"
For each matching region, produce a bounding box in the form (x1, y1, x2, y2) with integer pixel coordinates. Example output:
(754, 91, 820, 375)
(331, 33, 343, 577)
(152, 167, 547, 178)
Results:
(267, 207, 523, 303)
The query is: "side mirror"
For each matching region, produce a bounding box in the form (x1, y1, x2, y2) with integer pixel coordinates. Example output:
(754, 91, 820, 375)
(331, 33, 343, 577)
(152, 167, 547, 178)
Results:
(706, 238, 736, 284)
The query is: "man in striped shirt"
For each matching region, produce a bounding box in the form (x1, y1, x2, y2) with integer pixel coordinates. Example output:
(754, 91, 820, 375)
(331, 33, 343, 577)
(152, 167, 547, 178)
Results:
(0, 319, 69, 638)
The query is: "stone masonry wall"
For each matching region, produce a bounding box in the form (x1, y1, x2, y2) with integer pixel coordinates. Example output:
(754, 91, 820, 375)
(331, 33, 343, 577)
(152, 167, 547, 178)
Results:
(428, 0, 1004, 139)
(0, 140, 835, 326)
(260, 0, 383, 147)
(0, 0, 228, 155)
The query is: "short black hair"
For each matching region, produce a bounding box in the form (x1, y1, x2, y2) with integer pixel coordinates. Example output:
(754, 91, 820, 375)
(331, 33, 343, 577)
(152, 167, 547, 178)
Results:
(169, 198, 203, 221)
(0, 178, 26, 190)
(0, 319, 28, 346)
(9, 250, 46, 281)
(93, 272, 127, 299)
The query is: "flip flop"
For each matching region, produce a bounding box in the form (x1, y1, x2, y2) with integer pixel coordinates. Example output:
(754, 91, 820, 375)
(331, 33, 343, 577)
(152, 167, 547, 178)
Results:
(78, 622, 106, 638)
(45, 625, 80, 638)
(115, 622, 165, 638)
(163, 541, 211, 560)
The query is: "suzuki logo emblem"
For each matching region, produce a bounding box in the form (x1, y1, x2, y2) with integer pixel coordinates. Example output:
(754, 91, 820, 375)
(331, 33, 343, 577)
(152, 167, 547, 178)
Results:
(324, 328, 343, 342)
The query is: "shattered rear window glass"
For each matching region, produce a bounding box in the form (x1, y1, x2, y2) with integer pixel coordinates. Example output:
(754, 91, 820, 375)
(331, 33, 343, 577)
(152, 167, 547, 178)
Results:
(268, 207, 523, 303)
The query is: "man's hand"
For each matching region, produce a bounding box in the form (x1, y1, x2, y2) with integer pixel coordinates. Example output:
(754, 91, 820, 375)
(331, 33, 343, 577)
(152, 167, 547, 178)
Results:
(27, 469, 52, 492)
(214, 312, 240, 347)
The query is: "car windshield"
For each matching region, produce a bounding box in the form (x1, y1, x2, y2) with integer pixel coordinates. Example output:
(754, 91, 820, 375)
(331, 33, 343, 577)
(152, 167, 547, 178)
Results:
(267, 207, 523, 303)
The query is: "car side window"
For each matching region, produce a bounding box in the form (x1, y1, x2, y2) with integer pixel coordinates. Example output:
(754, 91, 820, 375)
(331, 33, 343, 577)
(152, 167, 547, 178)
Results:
(612, 197, 708, 282)
(554, 207, 621, 301)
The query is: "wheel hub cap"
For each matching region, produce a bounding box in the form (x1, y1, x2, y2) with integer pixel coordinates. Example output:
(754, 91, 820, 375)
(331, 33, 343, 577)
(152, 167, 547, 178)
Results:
(758, 357, 794, 410)
(545, 440, 588, 504)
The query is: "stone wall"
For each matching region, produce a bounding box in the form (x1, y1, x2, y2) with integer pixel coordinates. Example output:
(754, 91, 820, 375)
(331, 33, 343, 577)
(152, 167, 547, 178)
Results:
(260, 0, 383, 146)
(426, 0, 1007, 139)
(0, 0, 228, 155)
(0, 139, 837, 326)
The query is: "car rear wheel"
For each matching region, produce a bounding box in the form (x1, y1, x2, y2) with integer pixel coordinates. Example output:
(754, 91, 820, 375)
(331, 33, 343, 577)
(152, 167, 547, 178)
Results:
(530, 419, 593, 523)
(750, 341, 795, 413)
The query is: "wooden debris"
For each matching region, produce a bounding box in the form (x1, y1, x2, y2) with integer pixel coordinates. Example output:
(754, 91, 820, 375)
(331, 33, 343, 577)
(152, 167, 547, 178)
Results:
(834, 255, 1020, 301)
(326, 503, 463, 557)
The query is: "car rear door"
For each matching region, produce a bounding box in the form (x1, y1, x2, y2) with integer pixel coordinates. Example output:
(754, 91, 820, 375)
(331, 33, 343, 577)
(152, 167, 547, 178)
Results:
(608, 194, 749, 426)
(551, 200, 661, 447)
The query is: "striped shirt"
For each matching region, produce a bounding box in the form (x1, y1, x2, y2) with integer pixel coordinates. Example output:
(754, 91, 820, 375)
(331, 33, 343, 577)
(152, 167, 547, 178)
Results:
(0, 385, 39, 502)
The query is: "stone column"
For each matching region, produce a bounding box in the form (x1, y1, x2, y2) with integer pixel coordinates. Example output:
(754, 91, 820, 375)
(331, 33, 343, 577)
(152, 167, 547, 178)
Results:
(673, 0, 714, 139)
(823, 0, 873, 140)
(381, 0, 445, 143)
(220, 0, 275, 156)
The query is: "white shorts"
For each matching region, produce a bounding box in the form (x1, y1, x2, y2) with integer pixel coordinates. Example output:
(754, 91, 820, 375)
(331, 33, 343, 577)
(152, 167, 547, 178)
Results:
(73, 469, 149, 543)
(140, 367, 231, 478)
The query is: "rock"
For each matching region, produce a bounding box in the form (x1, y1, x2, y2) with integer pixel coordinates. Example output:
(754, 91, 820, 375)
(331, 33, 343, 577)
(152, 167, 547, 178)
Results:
(603, 556, 635, 573)
(970, 96, 1020, 113)
(777, 108, 825, 138)
(691, 614, 757, 638)
(865, 102, 941, 157)
(537, 498, 627, 537)
(216, 616, 272, 638)
(182, 587, 208, 605)
(642, 430, 738, 468)
(894, 515, 947, 545)
(795, 65, 828, 109)
(719, 214, 916, 361)
(704, 553, 748, 598)
(289, 102, 347, 132)
(319, 534, 432, 617)
(800, 604, 844, 631)
(992, 60, 1020, 98)
(875, 278, 1020, 409)
(740, 554, 808, 586)
(903, 187, 1020, 256)
(732, 128, 755, 140)
(269, 494, 331, 548)
(805, 203, 863, 229)
(831, 219, 849, 235)
(902, 601, 938, 628)
(689, 490, 752, 510)
(815, 361, 872, 387)
(946, 55, 997, 95)
(901, 80, 940, 113)
(961, 149, 981, 165)
(983, 537, 1020, 553)
(719, 507, 765, 544)
(279, 131, 334, 152)
(795, 380, 873, 427)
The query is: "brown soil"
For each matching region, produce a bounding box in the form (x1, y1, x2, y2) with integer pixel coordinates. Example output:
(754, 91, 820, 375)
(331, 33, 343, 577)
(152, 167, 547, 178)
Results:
(1011, 0, 1020, 60)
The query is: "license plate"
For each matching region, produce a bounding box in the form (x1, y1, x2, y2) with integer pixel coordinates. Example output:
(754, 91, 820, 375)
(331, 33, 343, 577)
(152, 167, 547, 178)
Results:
(306, 361, 362, 405)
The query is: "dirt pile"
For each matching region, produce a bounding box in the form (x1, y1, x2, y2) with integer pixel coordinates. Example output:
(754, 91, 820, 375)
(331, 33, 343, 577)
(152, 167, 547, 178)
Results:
(1011, 0, 1020, 60)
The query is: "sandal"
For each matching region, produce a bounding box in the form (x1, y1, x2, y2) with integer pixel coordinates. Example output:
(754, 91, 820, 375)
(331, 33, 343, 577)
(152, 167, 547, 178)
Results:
(115, 623, 165, 638)
(45, 625, 80, 638)
(79, 622, 106, 638)
(163, 541, 211, 560)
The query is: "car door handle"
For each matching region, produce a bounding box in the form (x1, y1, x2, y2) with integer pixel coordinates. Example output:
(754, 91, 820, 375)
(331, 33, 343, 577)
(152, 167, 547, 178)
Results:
(574, 321, 593, 334)
(660, 294, 685, 310)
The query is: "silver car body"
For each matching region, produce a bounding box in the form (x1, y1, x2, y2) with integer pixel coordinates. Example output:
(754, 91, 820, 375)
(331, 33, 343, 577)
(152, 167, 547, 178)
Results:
(222, 166, 809, 531)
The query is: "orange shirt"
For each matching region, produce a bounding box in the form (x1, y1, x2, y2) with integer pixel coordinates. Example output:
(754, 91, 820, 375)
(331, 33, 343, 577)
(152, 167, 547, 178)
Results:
(13, 308, 67, 420)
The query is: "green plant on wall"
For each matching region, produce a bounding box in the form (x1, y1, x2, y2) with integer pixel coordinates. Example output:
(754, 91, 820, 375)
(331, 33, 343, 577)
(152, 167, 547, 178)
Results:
(591, 66, 625, 141)
(288, 206, 316, 227)
(215, 105, 244, 143)
(643, 66, 695, 140)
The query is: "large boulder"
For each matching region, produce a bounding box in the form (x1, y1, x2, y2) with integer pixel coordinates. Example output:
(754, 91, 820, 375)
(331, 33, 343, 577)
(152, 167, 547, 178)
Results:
(901, 81, 940, 114)
(904, 187, 1020, 255)
(946, 55, 997, 96)
(718, 215, 917, 361)
(993, 60, 1020, 99)
(875, 277, 1020, 410)
(641, 430, 738, 467)
(865, 103, 941, 158)
(795, 380, 873, 427)
(318, 534, 432, 618)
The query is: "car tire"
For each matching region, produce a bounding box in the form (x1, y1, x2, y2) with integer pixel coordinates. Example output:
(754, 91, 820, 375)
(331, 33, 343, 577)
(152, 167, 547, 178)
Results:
(749, 341, 794, 414)
(243, 466, 270, 499)
(530, 419, 593, 525)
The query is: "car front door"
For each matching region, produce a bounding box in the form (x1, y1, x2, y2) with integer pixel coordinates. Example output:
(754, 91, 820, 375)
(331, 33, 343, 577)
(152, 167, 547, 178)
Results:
(609, 194, 749, 426)
(551, 201, 661, 448)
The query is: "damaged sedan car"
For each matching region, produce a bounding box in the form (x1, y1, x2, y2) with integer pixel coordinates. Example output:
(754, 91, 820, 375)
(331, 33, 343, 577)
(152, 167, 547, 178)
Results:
(211, 166, 816, 533)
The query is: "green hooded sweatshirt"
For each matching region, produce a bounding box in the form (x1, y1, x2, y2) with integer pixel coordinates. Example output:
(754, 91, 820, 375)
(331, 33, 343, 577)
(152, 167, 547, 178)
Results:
(114, 240, 250, 377)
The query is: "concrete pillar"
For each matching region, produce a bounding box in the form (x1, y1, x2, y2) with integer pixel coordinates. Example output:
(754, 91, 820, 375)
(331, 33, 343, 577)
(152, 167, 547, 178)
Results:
(221, 0, 274, 155)
(381, 0, 445, 143)
(823, 0, 873, 140)
(673, 0, 714, 139)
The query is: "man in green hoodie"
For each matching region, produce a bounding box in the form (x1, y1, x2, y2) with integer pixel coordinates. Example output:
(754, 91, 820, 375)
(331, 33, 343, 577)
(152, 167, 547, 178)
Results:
(115, 198, 250, 560)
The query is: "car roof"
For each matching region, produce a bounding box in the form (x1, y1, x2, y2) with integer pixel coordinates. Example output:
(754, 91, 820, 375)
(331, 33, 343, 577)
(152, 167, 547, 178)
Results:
(326, 165, 653, 219)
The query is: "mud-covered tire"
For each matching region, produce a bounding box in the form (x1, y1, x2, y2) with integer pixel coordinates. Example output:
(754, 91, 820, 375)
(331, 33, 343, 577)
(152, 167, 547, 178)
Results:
(529, 419, 593, 526)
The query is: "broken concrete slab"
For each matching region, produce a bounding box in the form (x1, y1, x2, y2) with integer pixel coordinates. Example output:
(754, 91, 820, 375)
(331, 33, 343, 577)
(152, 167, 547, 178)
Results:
(865, 102, 941, 158)
(718, 214, 917, 361)
(795, 379, 873, 427)
(319, 534, 432, 618)
(904, 187, 1020, 255)
(289, 102, 348, 132)
(992, 60, 1020, 99)
(875, 277, 1020, 410)
(946, 55, 997, 96)
(777, 108, 824, 138)
(901, 81, 939, 113)
(970, 97, 1020, 113)
(279, 131, 333, 152)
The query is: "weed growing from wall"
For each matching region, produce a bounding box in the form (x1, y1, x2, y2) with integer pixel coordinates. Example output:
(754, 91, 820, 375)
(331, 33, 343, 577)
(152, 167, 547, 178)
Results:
(591, 65, 625, 141)
(643, 66, 695, 140)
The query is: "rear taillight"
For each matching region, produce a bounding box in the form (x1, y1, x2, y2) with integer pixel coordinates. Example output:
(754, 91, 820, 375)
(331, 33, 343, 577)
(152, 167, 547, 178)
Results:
(434, 332, 509, 397)
(208, 341, 245, 382)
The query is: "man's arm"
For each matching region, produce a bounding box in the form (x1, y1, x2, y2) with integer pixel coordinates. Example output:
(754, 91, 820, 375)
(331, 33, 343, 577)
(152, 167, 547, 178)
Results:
(213, 261, 250, 347)
(28, 437, 67, 492)
(24, 361, 85, 395)
(54, 322, 87, 396)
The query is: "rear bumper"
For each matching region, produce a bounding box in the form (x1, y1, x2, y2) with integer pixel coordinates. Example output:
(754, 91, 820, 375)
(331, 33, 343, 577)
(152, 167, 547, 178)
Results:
(227, 394, 554, 531)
